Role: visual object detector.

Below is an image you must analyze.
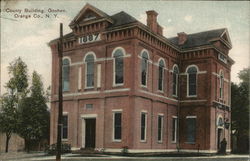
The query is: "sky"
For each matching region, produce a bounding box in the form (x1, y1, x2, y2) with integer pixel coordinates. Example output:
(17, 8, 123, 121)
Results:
(1, 0, 249, 94)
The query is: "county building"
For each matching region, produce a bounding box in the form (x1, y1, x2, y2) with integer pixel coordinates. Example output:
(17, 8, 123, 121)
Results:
(49, 3, 234, 153)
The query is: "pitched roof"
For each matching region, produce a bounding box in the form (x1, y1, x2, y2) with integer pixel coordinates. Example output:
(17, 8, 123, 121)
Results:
(109, 11, 138, 28)
(168, 28, 227, 49)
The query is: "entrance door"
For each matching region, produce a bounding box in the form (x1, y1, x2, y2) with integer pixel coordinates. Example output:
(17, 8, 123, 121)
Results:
(217, 128, 223, 151)
(85, 119, 96, 148)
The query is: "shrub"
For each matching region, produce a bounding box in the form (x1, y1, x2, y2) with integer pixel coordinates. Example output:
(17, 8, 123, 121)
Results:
(45, 143, 71, 155)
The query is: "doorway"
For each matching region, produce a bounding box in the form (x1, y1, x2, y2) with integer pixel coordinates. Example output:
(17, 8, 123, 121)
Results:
(217, 128, 223, 151)
(85, 118, 96, 148)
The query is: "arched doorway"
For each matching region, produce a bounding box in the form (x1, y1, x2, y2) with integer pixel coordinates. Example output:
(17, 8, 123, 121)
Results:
(217, 116, 224, 152)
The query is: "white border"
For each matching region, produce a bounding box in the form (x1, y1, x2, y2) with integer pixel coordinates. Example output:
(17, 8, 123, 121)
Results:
(84, 51, 96, 89)
(112, 47, 125, 87)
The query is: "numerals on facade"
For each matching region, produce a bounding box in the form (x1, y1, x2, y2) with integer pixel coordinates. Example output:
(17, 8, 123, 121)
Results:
(79, 33, 101, 44)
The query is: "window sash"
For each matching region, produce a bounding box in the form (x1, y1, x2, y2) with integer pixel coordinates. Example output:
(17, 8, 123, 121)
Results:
(173, 73, 177, 95)
(86, 62, 94, 87)
(141, 113, 146, 141)
(115, 57, 124, 84)
(158, 116, 163, 141)
(158, 66, 164, 91)
(172, 118, 177, 142)
(114, 113, 122, 140)
(62, 65, 70, 91)
(62, 115, 68, 139)
(141, 59, 148, 86)
(186, 118, 196, 143)
(188, 73, 197, 96)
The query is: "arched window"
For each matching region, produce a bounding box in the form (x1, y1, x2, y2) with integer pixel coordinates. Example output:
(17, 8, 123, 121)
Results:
(85, 54, 95, 88)
(141, 51, 149, 86)
(219, 70, 224, 98)
(62, 58, 70, 91)
(113, 48, 124, 85)
(217, 116, 224, 128)
(173, 65, 179, 96)
(158, 59, 165, 91)
(187, 66, 198, 96)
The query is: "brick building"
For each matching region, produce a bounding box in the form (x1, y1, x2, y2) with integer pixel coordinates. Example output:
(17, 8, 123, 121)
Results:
(49, 3, 234, 153)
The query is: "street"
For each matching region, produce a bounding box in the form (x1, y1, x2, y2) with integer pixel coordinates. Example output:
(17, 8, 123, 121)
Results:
(0, 152, 249, 161)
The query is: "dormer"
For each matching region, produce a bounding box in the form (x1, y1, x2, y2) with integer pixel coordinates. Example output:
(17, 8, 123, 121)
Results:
(69, 3, 113, 35)
(209, 28, 232, 55)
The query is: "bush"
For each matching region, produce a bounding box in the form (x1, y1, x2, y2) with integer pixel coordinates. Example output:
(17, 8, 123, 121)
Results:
(45, 143, 71, 155)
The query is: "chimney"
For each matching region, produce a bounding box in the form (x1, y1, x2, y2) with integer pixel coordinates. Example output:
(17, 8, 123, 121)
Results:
(177, 32, 187, 45)
(146, 10, 158, 34)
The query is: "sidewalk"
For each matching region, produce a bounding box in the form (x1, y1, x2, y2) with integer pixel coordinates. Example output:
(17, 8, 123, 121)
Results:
(0, 152, 249, 161)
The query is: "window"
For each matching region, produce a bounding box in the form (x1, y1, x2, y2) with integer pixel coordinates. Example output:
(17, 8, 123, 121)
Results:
(219, 71, 224, 99)
(62, 115, 68, 139)
(141, 112, 147, 141)
(85, 54, 95, 88)
(172, 117, 177, 142)
(158, 115, 163, 142)
(113, 112, 122, 141)
(141, 51, 149, 86)
(217, 116, 224, 127)
(85, 104, 93, 109)
(158, 59, 165, 91)
(113, 49, 124, 85)
(62, 59, 70, 91)
(172, 65, 179, 96)
(186, 117, 196, 143)
(187, 66, 198, 96)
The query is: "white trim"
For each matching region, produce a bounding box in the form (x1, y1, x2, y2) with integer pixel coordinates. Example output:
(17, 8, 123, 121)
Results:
(80, 114, 97, 118)
(112, 109, 123, 112)
(140, 49, 150, 87)
(158, 59, 165, 91)
(57, 88, 130, 97)
(186, 65, 198, 97)
(172, 116, 177, 143)
(185, 65, 199, 73)
(63, 112, 68, 115)
(113, 111, 122, 142)
(172, 64, 179, 96)
(81, 114, 97, 148)
(84, 52, 96, 89)
(140, 112, 147, 142)
(139, 90, 178, 102)
(78, 66, 82, 90)
(97, 64, 101, 88)
(217, 115, 224, 129)
(198, 71, 207, 74)
(186, 116, 197, 118)
(111, 47, 126, 57)
(112, 47, 125, 87)
(83, 51, 97, 61)
(180, 99, 207, 103)
(63, 56, 71, 64)
(157, 114, 164, 142)
(104, 88, 130, 93)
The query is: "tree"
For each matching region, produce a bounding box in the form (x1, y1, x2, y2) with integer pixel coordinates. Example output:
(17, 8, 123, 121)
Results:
(18, 71, 49, 152)
(0, 57, 28, 152)
(231, 67, 250, 153)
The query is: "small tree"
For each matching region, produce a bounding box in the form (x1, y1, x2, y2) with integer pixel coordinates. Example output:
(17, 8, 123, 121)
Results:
(18, 71, 49, 152)
(231, 68, 250, 153)
(0, 57, 28, 152)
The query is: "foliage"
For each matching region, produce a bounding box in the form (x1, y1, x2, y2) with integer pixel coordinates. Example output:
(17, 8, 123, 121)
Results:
(17, 71, 50, 152)
(231, 67, 250, 153)
(0, 57, 29, 152)
(45, 143, 71, 155)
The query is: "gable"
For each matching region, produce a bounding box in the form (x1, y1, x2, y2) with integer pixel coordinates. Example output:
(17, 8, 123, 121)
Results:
(69, 3, 113, 28)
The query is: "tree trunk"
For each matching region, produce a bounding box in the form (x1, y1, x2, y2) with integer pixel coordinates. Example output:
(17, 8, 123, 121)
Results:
(25, 139, 30, 153)
(5, 133, 11, 153)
